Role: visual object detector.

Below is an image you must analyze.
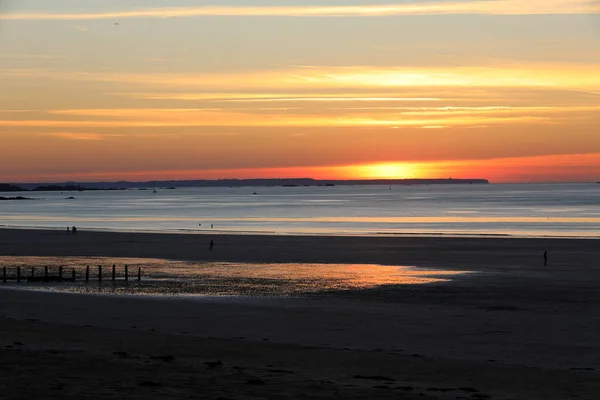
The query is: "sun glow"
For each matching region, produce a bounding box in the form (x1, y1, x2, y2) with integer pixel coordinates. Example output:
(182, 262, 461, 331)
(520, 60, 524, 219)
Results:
(351, 163, 423, 179)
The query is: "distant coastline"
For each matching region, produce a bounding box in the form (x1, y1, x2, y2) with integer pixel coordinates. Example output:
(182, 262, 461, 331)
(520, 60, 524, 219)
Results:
(0, 196, 33, 201)
(2, 178, 489, 192)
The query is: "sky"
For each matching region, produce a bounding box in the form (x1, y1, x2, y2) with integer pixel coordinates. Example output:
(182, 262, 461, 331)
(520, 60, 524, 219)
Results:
(0, 0, 599, 183)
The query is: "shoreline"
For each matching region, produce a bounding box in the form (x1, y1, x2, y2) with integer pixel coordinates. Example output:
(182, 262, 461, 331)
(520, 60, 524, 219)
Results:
(2, 224, 599, 240)
(1, 227, 600, 271)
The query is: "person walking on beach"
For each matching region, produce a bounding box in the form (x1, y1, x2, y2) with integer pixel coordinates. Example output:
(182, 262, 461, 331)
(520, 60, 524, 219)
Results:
(209, 240, 214, 251)
(543, 250, 548, 266)
(72, 226, 77, 235)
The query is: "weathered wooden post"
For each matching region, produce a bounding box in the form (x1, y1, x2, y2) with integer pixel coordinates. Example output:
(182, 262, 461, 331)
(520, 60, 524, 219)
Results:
(112, 265, 116, 281)
(137, 267, 141, 281)
(86, 266, 90, 282)
(59, 266, 63, 281)
(98, 266, 102, 282)
(31, 267, 35, 280)
(124, 265, 129, 281)
(72, 269, 76, 281)
(2, 266, 6, 283)
(17, 267, 21, 283)
(45, 266, 49, 281)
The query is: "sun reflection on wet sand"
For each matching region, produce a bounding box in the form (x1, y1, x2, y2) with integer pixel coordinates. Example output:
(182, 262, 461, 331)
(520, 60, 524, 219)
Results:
(0, 257, 469, 297)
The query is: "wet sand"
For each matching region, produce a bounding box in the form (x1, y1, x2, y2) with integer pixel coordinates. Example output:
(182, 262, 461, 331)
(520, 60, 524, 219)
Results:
(1, 228, 599, 399)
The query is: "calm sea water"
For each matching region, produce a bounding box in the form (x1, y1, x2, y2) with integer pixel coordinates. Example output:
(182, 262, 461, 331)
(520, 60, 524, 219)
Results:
(1, 183, 599, 238)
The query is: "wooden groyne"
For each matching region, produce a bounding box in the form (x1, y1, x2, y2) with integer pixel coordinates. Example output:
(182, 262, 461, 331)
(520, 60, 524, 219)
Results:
(1, 265, 142, 283)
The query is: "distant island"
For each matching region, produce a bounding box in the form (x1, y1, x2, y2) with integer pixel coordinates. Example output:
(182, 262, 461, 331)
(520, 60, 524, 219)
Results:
(1, 178, 489, 192)
(0, 196, 32, 201)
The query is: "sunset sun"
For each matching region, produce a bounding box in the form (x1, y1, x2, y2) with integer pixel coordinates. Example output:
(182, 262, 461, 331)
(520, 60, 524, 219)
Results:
(355, 163, 421, 179)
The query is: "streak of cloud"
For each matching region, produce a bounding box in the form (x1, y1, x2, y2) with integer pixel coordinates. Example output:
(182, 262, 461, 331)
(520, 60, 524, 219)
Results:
(128, 93, 442, 103)
(0, 110, 559, 128)
(46, 132, 105, 141)
(4, 63, 599, 91)
(0, 1, 595, 21)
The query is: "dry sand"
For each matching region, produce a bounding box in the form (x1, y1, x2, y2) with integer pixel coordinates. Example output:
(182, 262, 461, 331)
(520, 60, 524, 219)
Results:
(0, 228, 599, 399)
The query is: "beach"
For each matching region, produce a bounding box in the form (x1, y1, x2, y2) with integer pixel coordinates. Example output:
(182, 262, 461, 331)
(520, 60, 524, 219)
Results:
(1, 228, 599, 399)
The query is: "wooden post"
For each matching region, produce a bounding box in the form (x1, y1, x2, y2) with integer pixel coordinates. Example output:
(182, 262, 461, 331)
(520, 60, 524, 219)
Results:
(86, 266, 90, 282)
(17, 267, 21, 283)
(98, 266, 102, 282)
(2, 266, 6, 283)
(31, 267, 35, 279)
(112, 265, 116, 281)
(45, 266, 49, 281)
(124, 265, 128, 281)
(137, 267, 141, 281)
(59, 266, 63, 280)
(72, 269, 76, 281)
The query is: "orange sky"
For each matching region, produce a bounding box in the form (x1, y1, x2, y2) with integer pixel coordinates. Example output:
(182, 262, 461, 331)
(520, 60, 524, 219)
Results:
(1, 1, 599, 183)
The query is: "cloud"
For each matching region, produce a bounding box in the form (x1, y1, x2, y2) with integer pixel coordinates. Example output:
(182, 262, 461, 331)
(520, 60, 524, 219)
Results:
(50, 105, 600, 118)
(1, 101, 596, 130)
(116, 87, 598, 108)
(15, 64, 598, 92)
(0, 1, 595, 21)
(0, 108, 556, 128)
(1, 63, 597, 130)
(128, 93, 442, 103)
(46, 132, 105, 140)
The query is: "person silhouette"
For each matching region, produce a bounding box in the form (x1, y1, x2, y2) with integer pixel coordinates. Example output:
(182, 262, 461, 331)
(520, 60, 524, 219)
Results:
(209, 240, 214, 251)
(543, 250, 548, 266)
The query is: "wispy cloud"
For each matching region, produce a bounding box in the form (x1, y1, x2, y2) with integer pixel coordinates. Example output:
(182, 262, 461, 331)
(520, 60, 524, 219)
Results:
(0, 107, 559, 129)
(49, 105, 600, 118)
(1, 64, 598, 130)
(0, 99, 596, 130)
(117, 88, 598, 108)
(46, 132, 106, 140)
(6, 64, 599, 91)
(129, 93, 442, 103)
(1, 1, 595, 20)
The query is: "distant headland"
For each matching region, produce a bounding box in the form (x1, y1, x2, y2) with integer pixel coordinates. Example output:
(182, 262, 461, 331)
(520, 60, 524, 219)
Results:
(1, 178, 488, 192)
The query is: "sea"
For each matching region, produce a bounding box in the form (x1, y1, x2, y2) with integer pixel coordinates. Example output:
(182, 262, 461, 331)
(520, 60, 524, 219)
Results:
(1, 183, 599, 238)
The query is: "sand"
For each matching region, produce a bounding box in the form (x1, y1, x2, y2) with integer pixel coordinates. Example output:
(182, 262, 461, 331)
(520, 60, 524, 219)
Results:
(0, 228, 599, 399)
